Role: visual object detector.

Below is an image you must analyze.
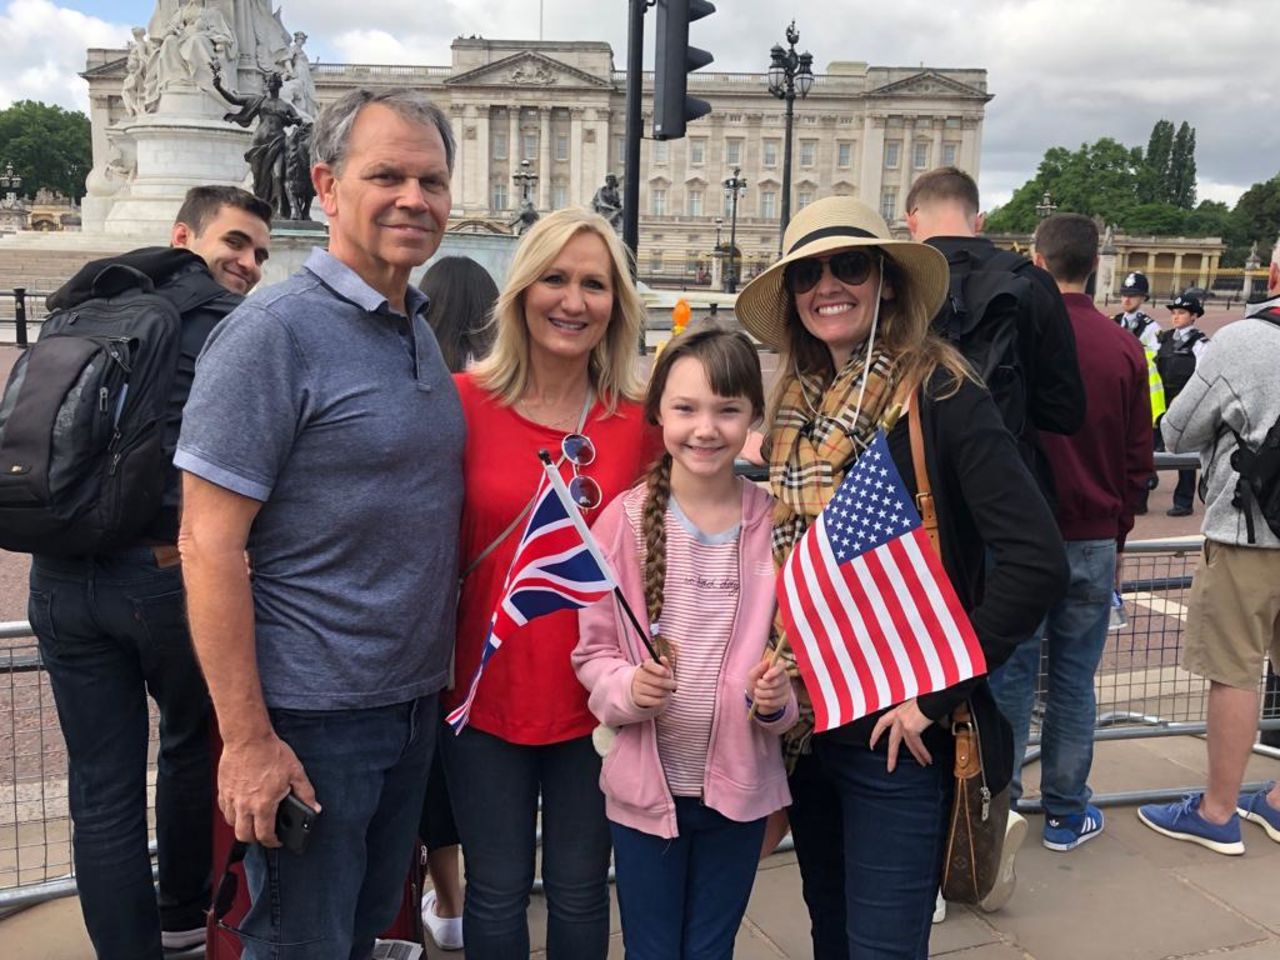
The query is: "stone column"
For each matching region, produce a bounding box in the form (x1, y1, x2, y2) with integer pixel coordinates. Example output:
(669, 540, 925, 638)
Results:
(472, 107, 491, 216)
(1173, 252, 1185, 294)
(1096, 229, 1118, 306)
(859, 114, 885, 206)
(569, 107, 585, 208)
(1197, 254, 1211, 290)
(961, 118, 980, 179)
(931, 119, 943, 172)
(450, 104, 471, 218)
(897, 118, 915, 216)
(589, 107, 609, 204)
(538, 107, 552, 210)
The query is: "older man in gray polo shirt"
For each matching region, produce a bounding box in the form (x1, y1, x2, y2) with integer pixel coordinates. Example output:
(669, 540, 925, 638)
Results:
(176, 88, 463, 956)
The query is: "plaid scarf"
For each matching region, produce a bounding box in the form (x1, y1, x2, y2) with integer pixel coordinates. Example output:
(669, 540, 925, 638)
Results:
(767, 348, 903, 765)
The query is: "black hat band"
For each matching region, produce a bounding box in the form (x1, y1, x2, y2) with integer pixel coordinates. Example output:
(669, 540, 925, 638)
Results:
(787, 225, 878, 255)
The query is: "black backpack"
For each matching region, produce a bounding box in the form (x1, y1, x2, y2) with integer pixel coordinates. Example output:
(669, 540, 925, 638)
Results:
(1228, 309, 1280, 543)
(933, 248, 1035, 438)
(0, 264, 189, 555)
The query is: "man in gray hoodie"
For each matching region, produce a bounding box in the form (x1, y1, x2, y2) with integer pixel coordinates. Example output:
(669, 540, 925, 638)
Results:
(1137, 238, 1280, 855)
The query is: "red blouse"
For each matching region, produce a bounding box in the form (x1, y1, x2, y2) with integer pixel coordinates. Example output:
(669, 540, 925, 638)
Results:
(444, 372, 664, 745)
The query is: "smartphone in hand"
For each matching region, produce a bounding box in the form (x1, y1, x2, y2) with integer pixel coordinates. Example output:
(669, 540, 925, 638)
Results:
(275, 792, 319, 855)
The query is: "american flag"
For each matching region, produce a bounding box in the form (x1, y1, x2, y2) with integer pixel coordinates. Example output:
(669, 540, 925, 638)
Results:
(446, 460, 618, 733)
(777, 429, 985, 732)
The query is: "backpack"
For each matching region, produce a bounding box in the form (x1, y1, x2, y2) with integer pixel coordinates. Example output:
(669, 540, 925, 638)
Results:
(933, 248, 1035, 439)
(0, 264, 190, 555)
(1227, 310, 1280, 543)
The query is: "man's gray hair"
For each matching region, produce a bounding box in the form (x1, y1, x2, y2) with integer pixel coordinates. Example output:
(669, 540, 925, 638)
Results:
(312, 88, 455, 175)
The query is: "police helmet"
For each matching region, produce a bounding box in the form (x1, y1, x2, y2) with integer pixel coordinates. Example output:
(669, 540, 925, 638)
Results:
(1120, 271, 1150, 296)
(1166, 294, 1204, 317)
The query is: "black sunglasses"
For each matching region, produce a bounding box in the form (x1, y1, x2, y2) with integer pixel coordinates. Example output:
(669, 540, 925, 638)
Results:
(783, 249, 876, 296)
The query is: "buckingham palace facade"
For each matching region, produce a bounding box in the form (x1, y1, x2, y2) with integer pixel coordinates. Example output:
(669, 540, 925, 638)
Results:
(83, 37, 991, 283)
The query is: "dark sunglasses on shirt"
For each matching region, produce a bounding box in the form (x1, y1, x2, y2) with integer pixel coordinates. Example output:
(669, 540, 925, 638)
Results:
(783, 249, 877, 296)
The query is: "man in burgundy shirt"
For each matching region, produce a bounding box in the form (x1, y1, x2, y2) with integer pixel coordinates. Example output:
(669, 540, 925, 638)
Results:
(989, 213, 1153, 852)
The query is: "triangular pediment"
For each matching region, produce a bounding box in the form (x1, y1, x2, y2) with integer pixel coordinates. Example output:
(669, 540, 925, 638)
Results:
(867, 70, 991, 101)
(446, 52, 611, 90)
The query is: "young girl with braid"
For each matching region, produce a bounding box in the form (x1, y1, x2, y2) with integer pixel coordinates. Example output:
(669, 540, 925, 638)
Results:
(574, 328, 797, 959)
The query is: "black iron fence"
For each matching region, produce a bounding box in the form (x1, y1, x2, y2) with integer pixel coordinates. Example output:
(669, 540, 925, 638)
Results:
(0, 288, 51, 348)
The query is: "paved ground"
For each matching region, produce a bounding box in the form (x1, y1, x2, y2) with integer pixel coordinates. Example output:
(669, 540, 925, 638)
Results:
(2, 735, 1277, 959)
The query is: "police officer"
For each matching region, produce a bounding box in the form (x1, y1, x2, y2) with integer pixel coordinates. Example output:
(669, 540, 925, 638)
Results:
(1155, 293, 1210, 516)
(1114, 271, 1162, 351)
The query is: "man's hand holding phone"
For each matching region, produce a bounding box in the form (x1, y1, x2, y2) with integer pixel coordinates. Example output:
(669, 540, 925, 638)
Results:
(218, 730, 320, 849)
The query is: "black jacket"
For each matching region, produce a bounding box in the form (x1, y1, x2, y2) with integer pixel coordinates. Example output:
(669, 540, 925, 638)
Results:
(47, 247, 242, 543)
(820, 372, 1068, 792)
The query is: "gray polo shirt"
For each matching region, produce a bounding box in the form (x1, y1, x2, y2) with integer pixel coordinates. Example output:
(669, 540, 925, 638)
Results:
(175, 248, 465, 710)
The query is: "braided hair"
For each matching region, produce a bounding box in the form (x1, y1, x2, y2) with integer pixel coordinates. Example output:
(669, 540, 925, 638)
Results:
(641, 451, 675, 664)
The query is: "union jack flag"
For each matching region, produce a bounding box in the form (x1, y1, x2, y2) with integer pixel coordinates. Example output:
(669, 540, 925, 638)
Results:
(777, 429, 986, 732)
(446, 461, 618, 733)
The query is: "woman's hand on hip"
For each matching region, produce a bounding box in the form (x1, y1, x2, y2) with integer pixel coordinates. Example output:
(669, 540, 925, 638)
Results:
(869, 698, 934, 773)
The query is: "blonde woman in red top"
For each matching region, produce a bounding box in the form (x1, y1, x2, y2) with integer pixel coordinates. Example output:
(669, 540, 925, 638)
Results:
(441, 208, 662, 959)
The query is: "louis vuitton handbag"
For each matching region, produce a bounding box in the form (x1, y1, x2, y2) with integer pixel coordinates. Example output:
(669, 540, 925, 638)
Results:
(902, 390, 1010, 904)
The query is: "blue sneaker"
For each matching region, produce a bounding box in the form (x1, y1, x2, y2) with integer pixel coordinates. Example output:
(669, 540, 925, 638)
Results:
(1137, 794, 1244, 855)
(1043, 804, 1104, 851)
(1236, 781, 1280, 843)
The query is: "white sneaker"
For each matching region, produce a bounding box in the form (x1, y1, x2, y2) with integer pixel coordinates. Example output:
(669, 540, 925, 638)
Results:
(421, 888, 464, 951)
(978, 810, 1028, 912)
(161, 927, 206, 953)
(932, 889, 947, 924)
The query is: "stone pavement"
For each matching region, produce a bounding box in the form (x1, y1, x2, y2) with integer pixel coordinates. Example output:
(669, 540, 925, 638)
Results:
(3, 735, 1277, 960)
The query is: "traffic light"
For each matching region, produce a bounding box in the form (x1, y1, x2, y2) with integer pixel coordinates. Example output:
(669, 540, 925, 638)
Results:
(653, 0, 715, 141)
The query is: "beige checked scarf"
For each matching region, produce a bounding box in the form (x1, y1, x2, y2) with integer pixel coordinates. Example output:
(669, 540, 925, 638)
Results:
(767, 348, 904, 766)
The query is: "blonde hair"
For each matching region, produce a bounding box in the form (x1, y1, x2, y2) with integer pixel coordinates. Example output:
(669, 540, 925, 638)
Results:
(472, 208, 645, 413)
(768, 250, 974, 423)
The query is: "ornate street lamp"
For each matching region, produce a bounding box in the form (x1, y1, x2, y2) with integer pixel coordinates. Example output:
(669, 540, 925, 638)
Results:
(767, 21, 814, 253)
(722, 167, 747, 294)
(512, 158, 538, 204)
(0, 162, 22, 197)
(1035, 190, 1057, 220)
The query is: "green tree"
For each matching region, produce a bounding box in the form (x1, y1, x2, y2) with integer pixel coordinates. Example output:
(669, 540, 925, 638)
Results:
(1139, 119, 1174, 204)
(0, 100, 92, 200)
(984, 138, 1143, 233)
(1169, 121, 1197, 208)
(1231, 175, 1280, 256)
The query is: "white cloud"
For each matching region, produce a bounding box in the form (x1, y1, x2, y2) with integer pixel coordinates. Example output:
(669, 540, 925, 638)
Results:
(0, 0, 130, 111)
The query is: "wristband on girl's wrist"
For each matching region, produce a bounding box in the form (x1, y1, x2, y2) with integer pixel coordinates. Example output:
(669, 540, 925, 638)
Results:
(744, 692, 785, 723)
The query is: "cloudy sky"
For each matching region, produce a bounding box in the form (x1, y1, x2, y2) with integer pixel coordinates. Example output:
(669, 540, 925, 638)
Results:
(1, 0, 1272, 209)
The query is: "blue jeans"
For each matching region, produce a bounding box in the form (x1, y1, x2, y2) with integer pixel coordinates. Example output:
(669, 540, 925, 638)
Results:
(239, 695, 436, 960)
(610, 798, 767, 959)
(787, 739, 952, 960)
(442, 727, 611, 960)
(989, 538, 1115, 815)
(29, 549, 212, 960)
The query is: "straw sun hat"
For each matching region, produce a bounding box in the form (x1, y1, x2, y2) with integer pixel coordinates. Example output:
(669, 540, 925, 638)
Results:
(736, 196, 950, 352)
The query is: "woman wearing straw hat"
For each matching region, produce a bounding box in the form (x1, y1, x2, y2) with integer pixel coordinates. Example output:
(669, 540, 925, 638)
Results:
(737, 196, 1066, 958)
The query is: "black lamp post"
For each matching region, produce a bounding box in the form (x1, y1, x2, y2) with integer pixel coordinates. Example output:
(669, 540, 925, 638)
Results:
(0, 162, 22, 199)
(722, 167, 747, 294)
(767, 21, 814, 253)
(714, 216, 725, 291)
(512, 158, 538, 204)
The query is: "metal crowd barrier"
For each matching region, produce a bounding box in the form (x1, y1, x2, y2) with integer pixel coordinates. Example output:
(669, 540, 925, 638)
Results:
(1017, 536, 1280, 813)
(2, 528, 1276, 908)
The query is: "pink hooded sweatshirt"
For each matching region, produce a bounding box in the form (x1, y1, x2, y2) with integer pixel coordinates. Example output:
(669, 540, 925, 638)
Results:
(573, 478, 797, 839)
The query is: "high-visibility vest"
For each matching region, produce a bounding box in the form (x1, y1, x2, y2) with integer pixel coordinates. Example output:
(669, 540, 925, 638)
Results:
(1145, 348, 1166, 424)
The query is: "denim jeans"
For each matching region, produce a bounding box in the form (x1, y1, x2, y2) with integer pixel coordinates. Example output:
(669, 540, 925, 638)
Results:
(989, 538, 1115, 815)
(787, 739, 952, 960)
(29, 549, 212, 960)
(610, 797, 767, 959)
(239, 695, 436, 960)
(442, 727, 611, 960)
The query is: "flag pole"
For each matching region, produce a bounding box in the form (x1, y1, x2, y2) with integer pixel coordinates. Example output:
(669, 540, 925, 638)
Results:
(537, 450, 661, 662)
